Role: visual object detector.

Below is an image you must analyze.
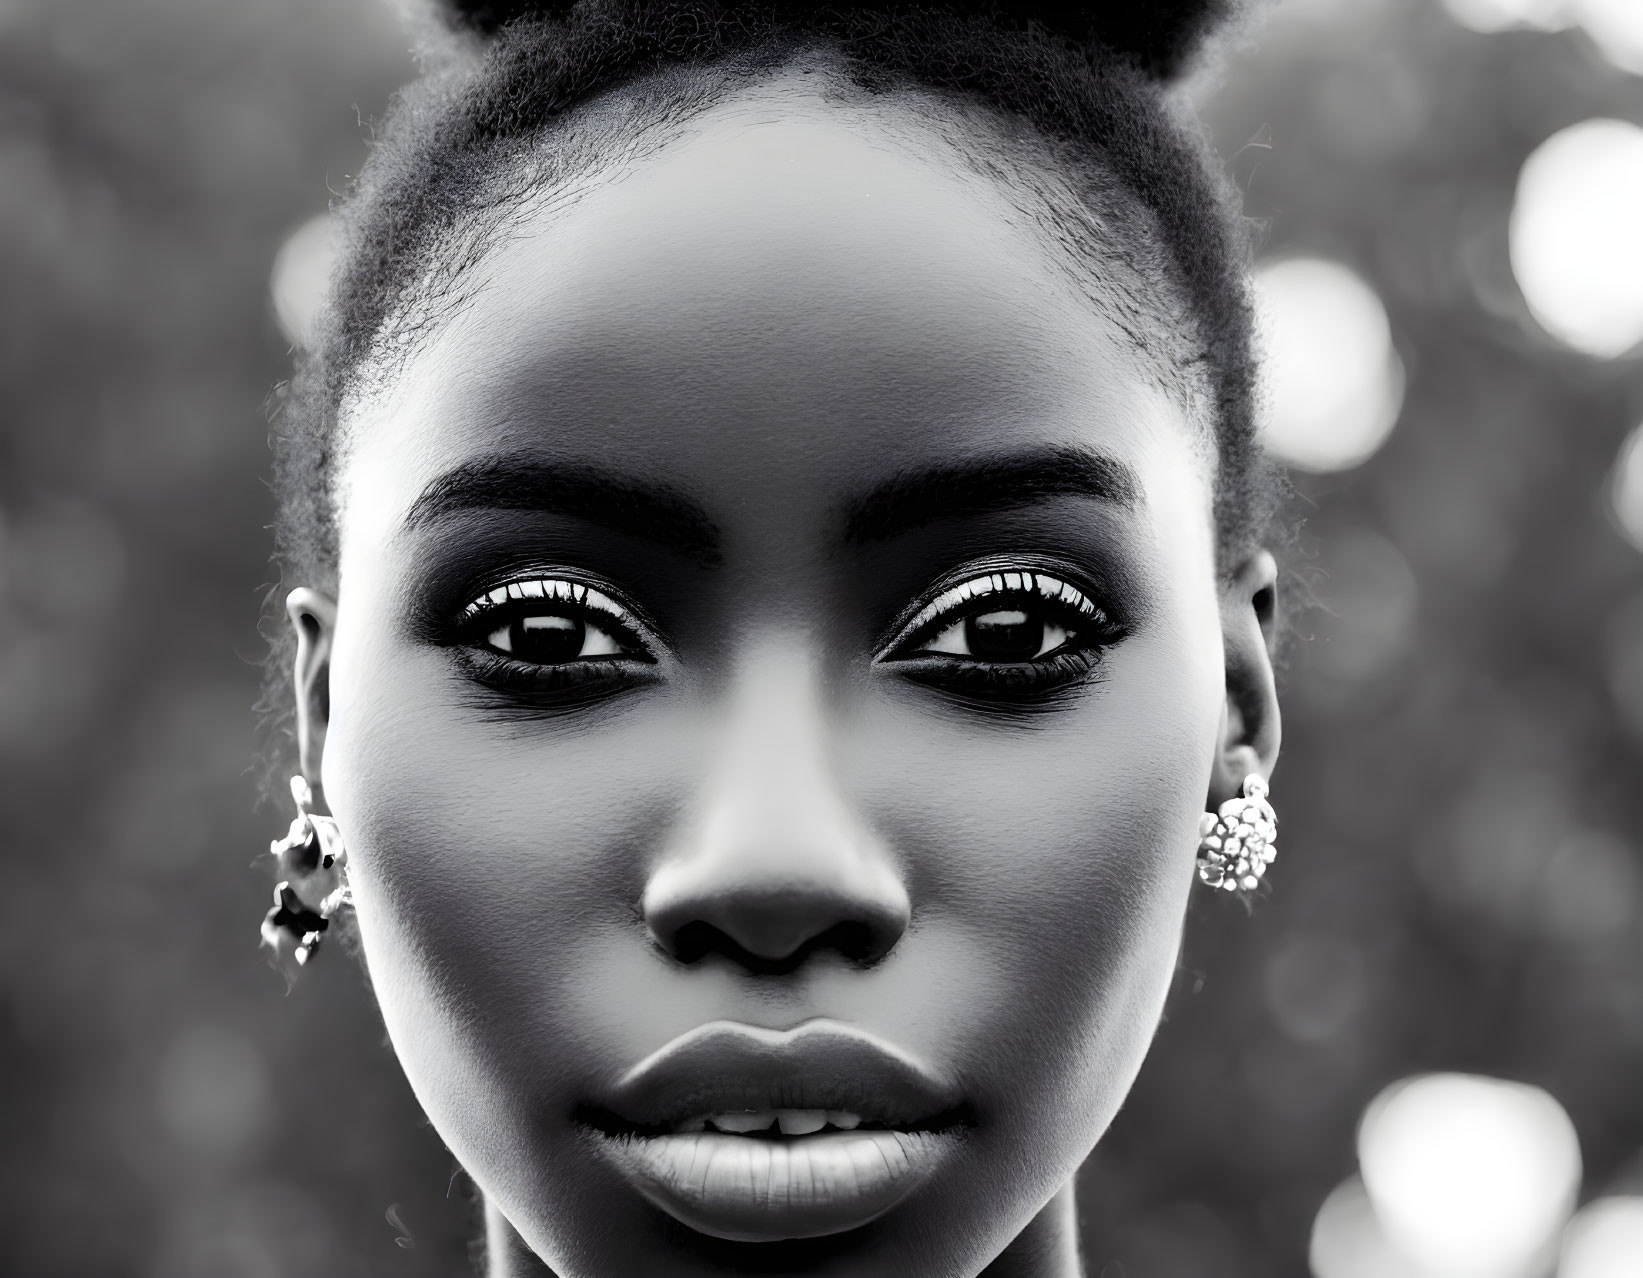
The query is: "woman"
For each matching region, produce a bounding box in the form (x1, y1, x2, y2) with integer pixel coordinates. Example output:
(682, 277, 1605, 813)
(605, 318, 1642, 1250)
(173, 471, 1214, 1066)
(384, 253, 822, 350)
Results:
(259, 1, 1286, 1274)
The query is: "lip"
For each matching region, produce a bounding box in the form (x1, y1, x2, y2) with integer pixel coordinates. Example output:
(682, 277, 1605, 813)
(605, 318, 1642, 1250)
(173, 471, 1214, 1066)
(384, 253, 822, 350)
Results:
(580, 1018, 969, 1242)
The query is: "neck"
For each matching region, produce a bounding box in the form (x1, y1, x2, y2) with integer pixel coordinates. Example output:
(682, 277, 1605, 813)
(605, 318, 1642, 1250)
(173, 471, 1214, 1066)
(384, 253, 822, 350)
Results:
(484, 1199, 555, 1278)
(980, 1179, 1085, 1278)
(483, 1177, 1084, 1278)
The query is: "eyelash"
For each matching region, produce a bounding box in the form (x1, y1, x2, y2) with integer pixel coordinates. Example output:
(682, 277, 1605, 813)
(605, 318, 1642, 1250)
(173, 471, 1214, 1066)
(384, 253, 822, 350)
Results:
(456, 577, 659, 704)
(879, 569, 1125, 701)
(452, 566, 1123, 708)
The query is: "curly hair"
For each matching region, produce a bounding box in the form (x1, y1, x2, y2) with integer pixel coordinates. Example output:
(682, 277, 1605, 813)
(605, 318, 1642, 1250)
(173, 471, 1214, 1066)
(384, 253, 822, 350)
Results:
(261, 0, 1279, 792)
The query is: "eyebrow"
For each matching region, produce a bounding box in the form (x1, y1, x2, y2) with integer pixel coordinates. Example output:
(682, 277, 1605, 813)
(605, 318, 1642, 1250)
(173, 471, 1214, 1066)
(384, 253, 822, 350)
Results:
(404, 453, 722, 565)
(841, 445, 1140, 545)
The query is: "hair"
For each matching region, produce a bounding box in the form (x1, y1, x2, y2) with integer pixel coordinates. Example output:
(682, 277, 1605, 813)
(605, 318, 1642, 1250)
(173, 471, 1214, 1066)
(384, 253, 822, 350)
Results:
(260, 0, 1282, 795)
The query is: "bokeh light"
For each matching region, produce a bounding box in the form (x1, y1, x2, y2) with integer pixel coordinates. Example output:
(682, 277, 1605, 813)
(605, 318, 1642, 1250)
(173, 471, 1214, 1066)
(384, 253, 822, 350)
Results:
(270, 211, 335, 350)
(1610, 423, 1643, 552)
(1559, 1197, 1643, 1278)
(1575, 0, 1643, 74)
(1357, 1074, 1581, 1278)
(1441, 0, 1571, 34)
(1308, 1177, 1411, 1278)
(1510, 119, 1643, 359)
(1253, 256, 1406, 472)
(1442, 0, 1643, 73)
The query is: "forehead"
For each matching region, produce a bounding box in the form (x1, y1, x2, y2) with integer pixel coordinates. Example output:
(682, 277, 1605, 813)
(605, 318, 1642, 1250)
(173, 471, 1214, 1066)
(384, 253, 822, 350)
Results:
(336, 70, 1210, 553)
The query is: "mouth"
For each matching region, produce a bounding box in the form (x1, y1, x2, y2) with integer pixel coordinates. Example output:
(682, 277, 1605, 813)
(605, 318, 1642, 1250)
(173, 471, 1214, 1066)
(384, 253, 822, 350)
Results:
(578, 1019, 972, 1243)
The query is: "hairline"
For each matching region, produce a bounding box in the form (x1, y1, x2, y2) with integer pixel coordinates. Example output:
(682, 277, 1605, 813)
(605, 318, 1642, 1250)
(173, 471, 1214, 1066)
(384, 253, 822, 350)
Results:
(332, 42, 1219, 486)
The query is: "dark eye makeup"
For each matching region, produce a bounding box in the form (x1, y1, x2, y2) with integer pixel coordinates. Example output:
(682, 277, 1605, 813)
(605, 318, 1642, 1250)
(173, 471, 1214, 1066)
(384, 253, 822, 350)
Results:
(450, 575, 661, 708)
(875, 565, 1128, 703)
(435, 556, 1128, 712)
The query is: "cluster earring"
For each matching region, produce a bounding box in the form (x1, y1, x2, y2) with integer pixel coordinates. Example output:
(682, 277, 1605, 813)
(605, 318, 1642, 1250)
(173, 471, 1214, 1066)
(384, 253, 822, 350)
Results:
(260, 775, 352, 964)
(1196, 773, 1278, 894)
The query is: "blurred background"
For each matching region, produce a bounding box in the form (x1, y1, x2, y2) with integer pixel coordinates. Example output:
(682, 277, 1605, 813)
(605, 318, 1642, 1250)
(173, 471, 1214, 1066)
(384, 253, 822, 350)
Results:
(0, 0, 1639, 1274)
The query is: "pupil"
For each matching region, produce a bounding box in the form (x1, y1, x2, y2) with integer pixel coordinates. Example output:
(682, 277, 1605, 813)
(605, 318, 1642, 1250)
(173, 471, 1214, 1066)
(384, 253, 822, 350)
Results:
(513, 614, 584, 663)
(965, 609, 1042, 661)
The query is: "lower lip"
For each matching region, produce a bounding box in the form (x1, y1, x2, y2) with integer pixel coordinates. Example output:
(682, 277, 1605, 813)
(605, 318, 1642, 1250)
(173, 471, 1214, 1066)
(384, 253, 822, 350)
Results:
(590, 1127, 957, 1242)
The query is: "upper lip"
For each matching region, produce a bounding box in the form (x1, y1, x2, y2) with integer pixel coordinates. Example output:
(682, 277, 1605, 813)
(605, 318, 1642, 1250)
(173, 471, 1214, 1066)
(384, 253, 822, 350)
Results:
(583, 1018, 969, 1134)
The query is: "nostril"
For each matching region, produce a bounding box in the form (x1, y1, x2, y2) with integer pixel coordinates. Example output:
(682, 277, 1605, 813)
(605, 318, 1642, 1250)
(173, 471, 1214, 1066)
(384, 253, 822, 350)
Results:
(820, 920, 880, 965)
(671, 920, 718, 966)
(659, 917, 897, 973)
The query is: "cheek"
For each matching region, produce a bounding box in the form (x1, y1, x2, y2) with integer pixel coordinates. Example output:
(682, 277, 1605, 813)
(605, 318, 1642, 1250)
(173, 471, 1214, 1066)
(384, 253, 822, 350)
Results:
(854, 590, 1224, 1135)
(317, 603, 647, 1150)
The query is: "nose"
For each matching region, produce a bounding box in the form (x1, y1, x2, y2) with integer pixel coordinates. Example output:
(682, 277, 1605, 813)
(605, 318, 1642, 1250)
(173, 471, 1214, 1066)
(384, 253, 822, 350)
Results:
(642, 641, 910, 972)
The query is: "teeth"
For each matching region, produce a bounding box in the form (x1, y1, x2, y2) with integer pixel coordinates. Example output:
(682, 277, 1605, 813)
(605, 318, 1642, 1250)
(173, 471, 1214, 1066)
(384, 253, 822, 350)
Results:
(776, 1109, 827, 1135)
(708, 1110, 776, 1133)
(672, 1108, 867, 1135)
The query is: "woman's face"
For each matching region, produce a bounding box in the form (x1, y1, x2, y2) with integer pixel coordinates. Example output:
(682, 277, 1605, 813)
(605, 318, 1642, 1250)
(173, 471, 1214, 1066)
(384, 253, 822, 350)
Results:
(303, 75, 1266, 1278)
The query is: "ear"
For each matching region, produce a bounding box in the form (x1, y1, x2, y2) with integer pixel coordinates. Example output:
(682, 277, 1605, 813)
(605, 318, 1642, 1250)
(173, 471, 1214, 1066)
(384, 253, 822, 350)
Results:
(1210, 550, 1281, 807)
(285, 587, 338, 786)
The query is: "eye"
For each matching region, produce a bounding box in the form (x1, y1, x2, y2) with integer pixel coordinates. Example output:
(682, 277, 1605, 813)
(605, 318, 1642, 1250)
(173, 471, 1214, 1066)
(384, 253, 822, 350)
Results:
(918, 607, 1076, 662)
(882, 569, 1125, 702)
(484, 613, 627, 663)
(894, 570, 1109, 660)
(461, 579, 652, 666)
(453, 577, 659, 707)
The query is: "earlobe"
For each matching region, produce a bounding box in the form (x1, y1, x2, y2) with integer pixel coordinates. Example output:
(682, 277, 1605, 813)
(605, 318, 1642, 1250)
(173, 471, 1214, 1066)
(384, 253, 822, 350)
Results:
(285, 587, 338, 783)
(1210, 551, 1282, 807)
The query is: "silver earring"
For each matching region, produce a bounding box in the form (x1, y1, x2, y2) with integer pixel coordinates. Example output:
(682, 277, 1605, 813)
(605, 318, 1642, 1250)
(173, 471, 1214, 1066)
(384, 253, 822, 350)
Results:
(1196, 773, 1277, 894)
(261, 775, 352, 964)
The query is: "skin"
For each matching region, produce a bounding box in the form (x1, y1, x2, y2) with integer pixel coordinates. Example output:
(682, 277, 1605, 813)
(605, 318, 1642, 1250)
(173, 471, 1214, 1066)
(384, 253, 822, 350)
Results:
(286, 68, 1279, 1278)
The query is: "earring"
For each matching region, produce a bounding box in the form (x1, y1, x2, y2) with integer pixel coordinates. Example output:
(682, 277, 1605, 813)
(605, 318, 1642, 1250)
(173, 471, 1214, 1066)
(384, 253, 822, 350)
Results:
(1196, 773, 1277, 894)
(260, 775, 352, 964)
